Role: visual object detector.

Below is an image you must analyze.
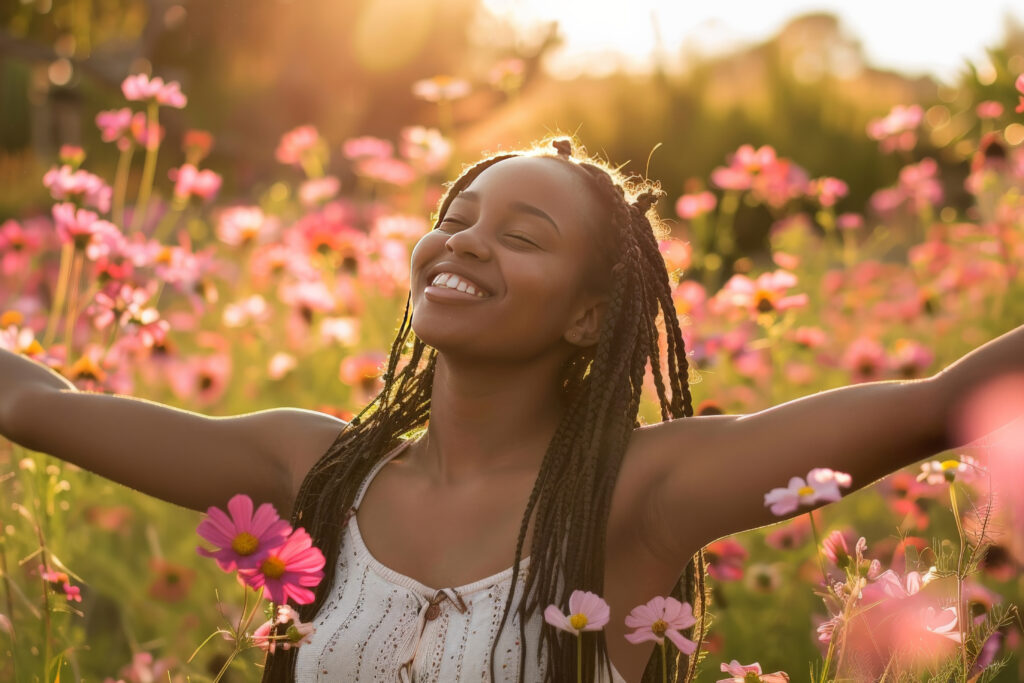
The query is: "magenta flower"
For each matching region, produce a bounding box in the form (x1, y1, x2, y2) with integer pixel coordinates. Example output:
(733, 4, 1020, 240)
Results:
(196, 494, 292, 572)
(821, 530, 850, 568)
(96, 108, 133, 147)
(807, 176, 848, 207)
(717, 660, 790, 682)
(43, 165, 112, 213)
(704, 539, 748, 581)
(543, 589, 610, 635)
(121, 73, 187, 108)
(39, 567, 83, 602)
(238, 527, 326, 605)
(841, 336, 888, 383)
(764, 468, 852, 516)
(624, 596, 696, 654)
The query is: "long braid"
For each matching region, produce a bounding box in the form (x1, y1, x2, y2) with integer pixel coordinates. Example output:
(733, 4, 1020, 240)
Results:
(261, 136, 710, 683)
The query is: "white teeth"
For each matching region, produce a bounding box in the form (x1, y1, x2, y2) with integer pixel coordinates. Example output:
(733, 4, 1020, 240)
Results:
(429, 272, 489, 297)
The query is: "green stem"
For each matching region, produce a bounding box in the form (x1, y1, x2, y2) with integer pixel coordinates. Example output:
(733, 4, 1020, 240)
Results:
(660, 640, 667, 683)
(949, 484, 969, 681)
(61, 249, 84, 359)
(209, 649, 238, 683)
(130, 102, 161, 234)
(0, 542, 18, 681)
(112, 145, 134, 228)
(807, 509, 828, 587)
(43, 242, 75, 348)
(576, 632, 581, 683)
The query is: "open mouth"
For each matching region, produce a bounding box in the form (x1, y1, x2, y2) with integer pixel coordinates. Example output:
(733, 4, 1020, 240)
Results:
(429, 272, 490, 298)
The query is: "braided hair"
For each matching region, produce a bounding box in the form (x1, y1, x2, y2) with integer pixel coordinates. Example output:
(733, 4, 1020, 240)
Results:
(261, 136, 710, 682)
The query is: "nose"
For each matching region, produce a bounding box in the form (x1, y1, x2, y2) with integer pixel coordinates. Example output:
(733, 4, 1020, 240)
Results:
(444, 223, 492, 260)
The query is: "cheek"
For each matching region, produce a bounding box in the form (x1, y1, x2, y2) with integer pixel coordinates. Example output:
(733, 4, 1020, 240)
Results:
(410, 232, 443, 277)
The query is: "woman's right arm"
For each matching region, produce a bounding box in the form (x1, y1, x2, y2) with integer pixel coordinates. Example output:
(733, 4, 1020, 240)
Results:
(0, 347, 347, 516)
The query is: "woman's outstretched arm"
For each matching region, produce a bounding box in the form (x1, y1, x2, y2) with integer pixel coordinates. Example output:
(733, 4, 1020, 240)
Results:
(0, 347, 346, 516)
(633, 322, 1024, 567)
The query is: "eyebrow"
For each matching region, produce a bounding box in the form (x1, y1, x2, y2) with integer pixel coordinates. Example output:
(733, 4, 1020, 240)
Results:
(454, 191, 560, 234)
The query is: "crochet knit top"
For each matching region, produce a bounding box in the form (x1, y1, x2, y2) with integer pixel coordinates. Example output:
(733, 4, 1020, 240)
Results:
(294, 439, 628, 682)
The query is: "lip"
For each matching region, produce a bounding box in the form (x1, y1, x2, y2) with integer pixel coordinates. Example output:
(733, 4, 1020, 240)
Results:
(425, 262, 496, 297)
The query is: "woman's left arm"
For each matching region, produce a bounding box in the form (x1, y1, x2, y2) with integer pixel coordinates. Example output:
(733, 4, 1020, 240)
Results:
(637, 322, 1024, 564)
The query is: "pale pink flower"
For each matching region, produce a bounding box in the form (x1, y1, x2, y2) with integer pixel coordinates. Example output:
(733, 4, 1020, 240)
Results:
(121, 73, 187, 108)
(867, 104, 922, 153)
(764, 468, 852, 515)
(717, 660, 790, 682)
(717, 270, 809, 316)
(841, 336, 887, 383)
(96, 108, 133, 145)
(355, 156, 417, 186)
(52, 203, 110, 250)
(341, 136, 394, 160)
(659, 239, 692, 273)
(412, 74, 470, 102)
(888, 338, 935, 379)
(222, 294, 270, 328)
(836, 212, 863, 230)
(916, 454, 984, 485)
(790, 326, 827, 349)
(623, 596, 696, 654)
(675, 191, 716, 219)
(169, 164, 222, 202)
(216, 206, 274, 247)
(299, 176, 341, 207)
(543, 589, 610, 636)
(711, 145, 777, 191)
(276, 125, 322, 166)
(975, 100, 1004, 119)
(196, 494, 292, 572)
(238, 527, 326, 605)
(488, 58, 525, 91)
(43, 165, 112, 213)
(400, 126, 451, 173)
(807, 177, 848, 207)
(268, 352, 297, 380)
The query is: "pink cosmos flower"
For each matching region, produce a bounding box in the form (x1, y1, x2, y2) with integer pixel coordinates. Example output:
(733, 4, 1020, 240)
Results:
(888, 338, 935, 379)
(764, 468, 852, 516)
(52, 203, 114, 251)
(169, 164, 222, 202)
(412, 74, 471, 102)
(354, 156, 417, 186)
(276, 125, 321, 166)
(196, 494, 292, 572)
(1015, 74, 1024, 113)
(836, 212, 863, 230)
(623, 596, 696, 654)
(121, 73, 187, 108)
(341, 136, 394, 160)
(39, 567, 83, 602)
(841, 336, 888, 383)
(129, 111, 164, 148)
(238, 527, 326, 605)
(704, 539, 748, 581)
(717, 270, 809, 316)
(807, 177, 848, 207)
(916, 454, 984, 485)
(96, 108, 133, 145)
(717, 660, 790, 682)
(821, 530, 851, 568)
(543, 589, 610, 635)
(867, 104, 922, 153)
(675, 191, 716, 219)
(975, 101, 1004, 119)
(43, 165, 113, 213)
(711, 145, 777, 190)
(299, 176, 341, 207)
(216, 206, 276, 247)
(764, 514, 812, 550)
(400, 126, 451, 173)
(488, 57, 525, 91)
(659, 239, 693, 273)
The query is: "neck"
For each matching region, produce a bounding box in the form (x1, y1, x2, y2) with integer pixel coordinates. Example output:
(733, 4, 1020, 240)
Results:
(414, 351, 568, 485)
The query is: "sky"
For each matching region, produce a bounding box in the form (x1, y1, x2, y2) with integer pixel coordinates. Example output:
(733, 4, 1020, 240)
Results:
(481, 0, 1024, 82)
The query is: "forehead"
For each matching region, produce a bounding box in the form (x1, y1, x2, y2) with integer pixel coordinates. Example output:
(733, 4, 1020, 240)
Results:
(456, 156, 596, 222)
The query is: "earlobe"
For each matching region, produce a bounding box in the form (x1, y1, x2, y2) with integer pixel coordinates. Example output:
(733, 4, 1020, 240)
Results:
(565, 298, 606, 346)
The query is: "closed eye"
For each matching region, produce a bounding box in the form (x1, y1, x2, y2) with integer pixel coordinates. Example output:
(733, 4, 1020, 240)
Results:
(509, 234, 537, 246)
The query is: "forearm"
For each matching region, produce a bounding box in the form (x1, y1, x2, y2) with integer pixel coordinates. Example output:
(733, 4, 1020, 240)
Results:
(0, 347, 77, 437)
(931, 322, 1024, 449)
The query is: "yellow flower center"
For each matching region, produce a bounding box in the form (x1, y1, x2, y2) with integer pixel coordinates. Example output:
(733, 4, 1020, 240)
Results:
(797, 485, 815, 497)
(744, 673, 762, 683)
(261, 555, 286, 579)
(569, 613, 588, 630)
(651, 619, 667, 637)
(231, 532, 259, 556)
(940, 459, 960, 471)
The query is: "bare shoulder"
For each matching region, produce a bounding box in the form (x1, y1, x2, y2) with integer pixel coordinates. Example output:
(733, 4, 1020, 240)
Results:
(246, 407, 348, 516)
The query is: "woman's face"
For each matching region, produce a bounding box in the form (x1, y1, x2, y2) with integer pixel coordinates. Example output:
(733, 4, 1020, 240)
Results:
(410, 156, 608, 362)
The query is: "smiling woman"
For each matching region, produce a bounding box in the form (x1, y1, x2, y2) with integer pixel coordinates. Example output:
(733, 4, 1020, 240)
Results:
(260, 136, 709, 683)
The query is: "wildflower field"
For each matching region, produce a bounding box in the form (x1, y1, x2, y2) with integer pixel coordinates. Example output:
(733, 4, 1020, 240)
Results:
(1, 44, 1024, 683)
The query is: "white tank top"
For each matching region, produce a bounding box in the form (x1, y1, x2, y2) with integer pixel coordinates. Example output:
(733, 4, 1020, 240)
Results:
(294, 439, 629, 682)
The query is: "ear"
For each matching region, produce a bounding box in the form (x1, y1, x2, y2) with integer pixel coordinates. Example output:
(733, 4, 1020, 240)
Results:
(564, 295, 607, 347)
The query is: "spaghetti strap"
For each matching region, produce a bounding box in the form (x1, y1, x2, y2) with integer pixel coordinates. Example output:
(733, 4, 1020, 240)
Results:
(351, 439, 414, 509)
